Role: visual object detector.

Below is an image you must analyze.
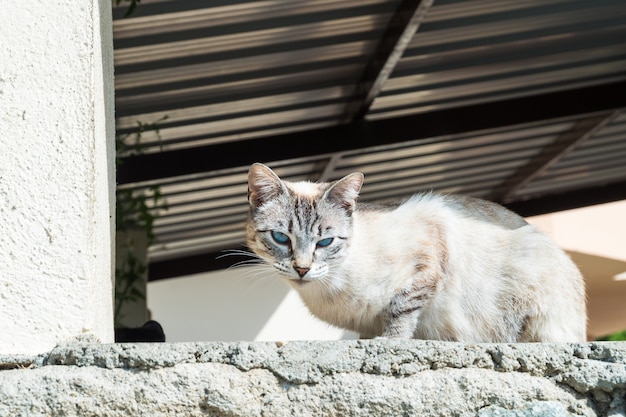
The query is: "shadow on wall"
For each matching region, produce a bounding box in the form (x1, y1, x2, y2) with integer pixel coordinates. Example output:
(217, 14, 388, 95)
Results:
(147, 267, 354, 342)
(568, 251, 626, 340)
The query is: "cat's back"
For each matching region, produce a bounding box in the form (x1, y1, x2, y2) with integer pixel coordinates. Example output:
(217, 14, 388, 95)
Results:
(444, 194, 528, 230)
(374, 192, 586, 342)
(351, 193, 517, 239)
(386, 192, 527, 231)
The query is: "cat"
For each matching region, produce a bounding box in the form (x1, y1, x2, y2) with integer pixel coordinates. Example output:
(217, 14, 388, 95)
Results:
(246, 163, 587, 342)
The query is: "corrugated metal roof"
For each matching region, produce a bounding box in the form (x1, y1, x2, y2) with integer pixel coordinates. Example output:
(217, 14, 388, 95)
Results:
(112, 0, 626, 280)
(370, 0, 626, 119)
(513, 111, 626, 199)
(113, 0, 404, 152)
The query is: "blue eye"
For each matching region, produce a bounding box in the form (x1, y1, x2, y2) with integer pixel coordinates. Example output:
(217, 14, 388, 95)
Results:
(317, 237, 333, 248)
(271, 231, 290, 245)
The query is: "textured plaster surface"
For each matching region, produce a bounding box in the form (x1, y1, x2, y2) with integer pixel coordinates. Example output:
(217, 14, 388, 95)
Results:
(0, 339, 624, 416)
(0, 0, 115, 354)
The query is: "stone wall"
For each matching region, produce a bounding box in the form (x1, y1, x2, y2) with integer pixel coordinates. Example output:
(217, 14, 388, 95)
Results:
(1, 339, 624, 416)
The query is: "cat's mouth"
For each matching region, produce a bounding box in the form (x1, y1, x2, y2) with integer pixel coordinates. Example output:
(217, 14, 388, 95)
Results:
(289, 278, 312, 287)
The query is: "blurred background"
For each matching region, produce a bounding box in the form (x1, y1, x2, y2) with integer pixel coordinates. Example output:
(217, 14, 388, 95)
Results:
(112, 0, 626, 341)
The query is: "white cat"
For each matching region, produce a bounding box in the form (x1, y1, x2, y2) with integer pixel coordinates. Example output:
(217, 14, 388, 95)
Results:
(246, 163, 587, 342)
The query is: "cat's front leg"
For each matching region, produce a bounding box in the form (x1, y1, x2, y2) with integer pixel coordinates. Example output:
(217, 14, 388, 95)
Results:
(381, 277, 439, 338)
(381, 305, 421, 338)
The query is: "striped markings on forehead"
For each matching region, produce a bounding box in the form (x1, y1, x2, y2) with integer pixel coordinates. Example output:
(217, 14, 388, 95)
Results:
(272, 181, 345, 238)
(289, 195, 322, 236)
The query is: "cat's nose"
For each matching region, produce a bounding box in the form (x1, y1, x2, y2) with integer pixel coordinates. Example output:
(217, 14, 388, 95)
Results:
(293, 266, 310, 278)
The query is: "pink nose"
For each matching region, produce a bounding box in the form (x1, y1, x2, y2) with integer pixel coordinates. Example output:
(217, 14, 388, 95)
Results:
(294, 266, 310, 278)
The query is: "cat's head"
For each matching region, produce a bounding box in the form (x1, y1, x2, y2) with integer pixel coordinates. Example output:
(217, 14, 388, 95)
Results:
(246, 163, 363, 288)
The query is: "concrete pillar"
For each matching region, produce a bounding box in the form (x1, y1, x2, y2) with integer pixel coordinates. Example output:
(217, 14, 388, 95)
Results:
(0, 0, 115, 354)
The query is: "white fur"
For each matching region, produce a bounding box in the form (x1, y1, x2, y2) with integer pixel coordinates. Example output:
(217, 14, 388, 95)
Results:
(304, 195, 584, 342)
(247, 164, 587, 342)
(287, 181, 324, 198)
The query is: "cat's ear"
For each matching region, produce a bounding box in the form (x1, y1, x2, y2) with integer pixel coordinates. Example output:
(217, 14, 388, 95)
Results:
(324, 172, 364, 214)
(248, 163, 287, 208)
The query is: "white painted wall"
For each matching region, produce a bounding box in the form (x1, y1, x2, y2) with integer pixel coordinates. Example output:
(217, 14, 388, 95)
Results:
(527, 200, 626, 263)
(527, 200, 626, 338)
(148, 268, 356, 342)
(0, 0, 116, 354)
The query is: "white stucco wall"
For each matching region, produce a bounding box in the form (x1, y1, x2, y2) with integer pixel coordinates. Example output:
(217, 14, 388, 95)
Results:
(527, 200, 626, 263)
(0, 0, 115, 354)
(147, 268, 357, 342)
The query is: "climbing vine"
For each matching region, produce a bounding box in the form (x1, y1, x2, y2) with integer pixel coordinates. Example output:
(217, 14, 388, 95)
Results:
(114, 118, 167, 327)
(115, 0, 141, 18)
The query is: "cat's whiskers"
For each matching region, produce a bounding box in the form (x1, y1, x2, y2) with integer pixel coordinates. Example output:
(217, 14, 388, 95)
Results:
(243, 269, 276, 285)
(316, 271, 343, 297)
(230, 260, 264, 270)
(216, 248, 282, 284)
(217, 248, 259, 260)
(320, 265, 346, 290)
(232, 264, 277, 285)
(218, 249, 264, 269)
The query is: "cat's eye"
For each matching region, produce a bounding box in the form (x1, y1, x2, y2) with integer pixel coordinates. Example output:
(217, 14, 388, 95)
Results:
(271, 230, 290, 245)
(317, 237, 333, 248)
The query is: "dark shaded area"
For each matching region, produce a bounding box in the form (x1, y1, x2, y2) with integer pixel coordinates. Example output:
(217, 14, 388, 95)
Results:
(115, 321, 166, 343)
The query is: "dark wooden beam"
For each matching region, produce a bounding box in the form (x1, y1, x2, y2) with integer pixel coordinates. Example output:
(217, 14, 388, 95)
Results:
(489, 111, 621, 203)
(118, 80, 626, 185)
(148, 247, 247, 281)
(504, 180, 626, 218)
(342, 0, 434, 122)
(315, 154, 342, 182)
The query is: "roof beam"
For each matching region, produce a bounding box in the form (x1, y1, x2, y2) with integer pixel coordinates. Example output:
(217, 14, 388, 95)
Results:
(148, 250, 241, 281)
(341, 0, 434, 122)
(118, 80, 626, 185)
(504, 180, 626, 218)
(315, 154, 342, 182)
(489, 111, 621, 203)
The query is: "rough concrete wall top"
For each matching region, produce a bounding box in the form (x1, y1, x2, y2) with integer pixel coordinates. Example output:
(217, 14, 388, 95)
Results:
(1, 340, 625, 416)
